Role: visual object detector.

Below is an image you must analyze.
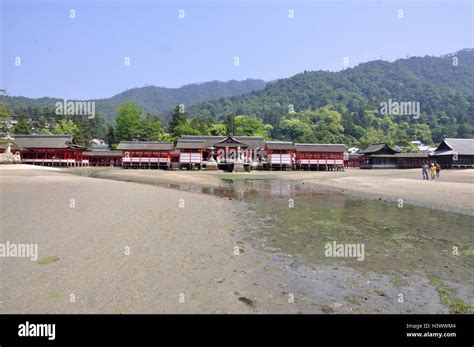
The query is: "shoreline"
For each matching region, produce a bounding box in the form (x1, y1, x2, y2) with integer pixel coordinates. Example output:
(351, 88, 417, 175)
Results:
(0, 165, 299, 313)
(1, 165, 472, 314)
(63, 166, 474, 216)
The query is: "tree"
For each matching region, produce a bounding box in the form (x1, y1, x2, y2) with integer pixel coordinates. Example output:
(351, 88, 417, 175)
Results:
(278, 117, 315, 143)
(14, 115, 32, 134)
(0, 103, 11, 143)
(52, 119, 80, 136)
(137, 114, 164, 141)
(168, 105, 187, 138)
(232, 115, 270, 139)
(106, 126, 117, 147)
(33, 116, 50, 133)
(115, 103, 143, 141)
(358, 128, 385, 149)
(73, 118, 93, 146)
(209, 123, 227, 136)
(0, 103, 10, 123)
(91, 112, 108, 140)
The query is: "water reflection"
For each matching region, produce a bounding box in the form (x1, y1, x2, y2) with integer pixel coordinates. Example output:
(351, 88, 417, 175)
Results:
(72, 169, 474, 285)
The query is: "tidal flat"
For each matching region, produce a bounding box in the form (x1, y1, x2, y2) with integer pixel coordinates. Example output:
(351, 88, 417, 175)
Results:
(64, 167, 474, 313)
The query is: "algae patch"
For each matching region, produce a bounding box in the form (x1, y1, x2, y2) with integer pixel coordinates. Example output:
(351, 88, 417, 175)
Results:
(430, 277, 473, 314)
(38, 256, 60, 265)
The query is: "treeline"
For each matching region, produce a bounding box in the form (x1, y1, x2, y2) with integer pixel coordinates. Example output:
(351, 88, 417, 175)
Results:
(111, 101, 462, 151)
(186, 49, 474, 146)
(2, 99, 467, 152)
(1, 102, 272, 148)
(109, 103, 271, 148)
(4, 105, 108, 147)
(1, 50, 473, 149)
(0, 79, 267, 125)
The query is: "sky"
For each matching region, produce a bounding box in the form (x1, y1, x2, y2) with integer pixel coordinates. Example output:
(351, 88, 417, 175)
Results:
(1, 0, 473, 100)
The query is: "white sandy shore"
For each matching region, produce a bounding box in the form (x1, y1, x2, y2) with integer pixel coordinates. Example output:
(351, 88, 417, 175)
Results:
(0, 165, 296, 313)
(1, 165, 472, 314)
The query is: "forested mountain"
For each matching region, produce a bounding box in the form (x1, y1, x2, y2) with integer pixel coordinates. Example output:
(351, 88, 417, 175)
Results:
(0, 79, 266, 124)
(186, 49, 473, 145)
(2, 49, 473, 148)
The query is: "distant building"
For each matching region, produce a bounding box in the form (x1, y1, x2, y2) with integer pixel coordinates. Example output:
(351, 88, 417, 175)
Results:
(176, 135, 265, 170)
(409, 140, 434, 153)
(294, 143, 345, 170)
(12, 134, 87, 166)
(358, 143, 429, 169)
(265, 141, 294, 170)
(357, 138, 474, 169)
(433, 138, 474, 168)
(9, 134, 473, 170)
(117, 141, 175, 169)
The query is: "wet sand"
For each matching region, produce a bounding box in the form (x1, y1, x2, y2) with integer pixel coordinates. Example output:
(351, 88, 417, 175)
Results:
(0, 165, 298, 313)
(88, 168, 474, 215)
(278, 169, 474, 216)
(1, 165, 472, 314)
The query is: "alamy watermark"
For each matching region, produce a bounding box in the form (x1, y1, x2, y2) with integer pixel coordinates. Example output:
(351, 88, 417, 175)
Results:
(325, 241, 365, 261)
(380, 99, 420, 119)
(18, 321, 55, 340)
(0, 241, 38, 261)
(55, 99, 95, 119)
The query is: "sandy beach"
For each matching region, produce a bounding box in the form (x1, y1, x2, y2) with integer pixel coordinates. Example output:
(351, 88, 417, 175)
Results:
(1, 165, 473, 314)
(0, 165, 298, 313)
(279, 169, 474, 216)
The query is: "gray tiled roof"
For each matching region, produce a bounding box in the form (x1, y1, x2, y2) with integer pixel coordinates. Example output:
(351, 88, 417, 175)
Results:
(83, 150, 122, 157)
(181, 135, 265, 149)
(369, 153, 429, 158)
(176, 140, 206, 149)
(13, 135, 83, 149)
(359, 143, 399, 154)
(265, 141, 295, 151)
(435, 138, 474, 155)
(117, 141, 174, 151)
(294, 143, 345, 152)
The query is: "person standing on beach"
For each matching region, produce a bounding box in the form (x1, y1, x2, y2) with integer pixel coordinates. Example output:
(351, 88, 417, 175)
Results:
(436, 162, 441, 178)
(430, 164, 437, 180)
(422, 162, 429, 180)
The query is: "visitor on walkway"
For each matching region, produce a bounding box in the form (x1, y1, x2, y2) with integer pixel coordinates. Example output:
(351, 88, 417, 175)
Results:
(430, 163, 437, 180)
(422, 162, 429, 180)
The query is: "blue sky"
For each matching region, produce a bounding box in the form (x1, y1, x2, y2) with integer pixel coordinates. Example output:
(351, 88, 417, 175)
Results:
(1, 0, 473, 100)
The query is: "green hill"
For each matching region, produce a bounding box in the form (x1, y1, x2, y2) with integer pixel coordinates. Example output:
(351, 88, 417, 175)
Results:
(0, 79, 266, 124)
(186, 49, 473, 144)
(2, 49, 473, 146)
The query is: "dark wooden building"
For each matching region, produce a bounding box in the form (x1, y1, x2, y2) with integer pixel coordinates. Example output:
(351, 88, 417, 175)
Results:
(358, 143, 400, 169)
(432, 138, 474, 168)
(359, 142, 430, 169)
